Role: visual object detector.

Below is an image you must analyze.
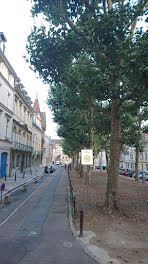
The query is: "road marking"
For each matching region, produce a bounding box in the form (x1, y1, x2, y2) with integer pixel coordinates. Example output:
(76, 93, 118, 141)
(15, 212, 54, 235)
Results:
(0, 177, 50, 228)
(63, 241, 73, 248)
(29, 231, 38, 236)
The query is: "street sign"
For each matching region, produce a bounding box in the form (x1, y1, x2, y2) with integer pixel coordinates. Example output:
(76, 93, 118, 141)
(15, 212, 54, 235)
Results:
(81, 149, 93, 165)
(1, 183, 5, 191)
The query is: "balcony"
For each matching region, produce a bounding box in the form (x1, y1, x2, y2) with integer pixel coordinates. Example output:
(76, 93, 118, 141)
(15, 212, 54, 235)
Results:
(12, 141, 33, 152)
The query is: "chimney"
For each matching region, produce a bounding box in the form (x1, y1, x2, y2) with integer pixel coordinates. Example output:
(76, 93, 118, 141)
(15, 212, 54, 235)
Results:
(0, 32, 7, 53)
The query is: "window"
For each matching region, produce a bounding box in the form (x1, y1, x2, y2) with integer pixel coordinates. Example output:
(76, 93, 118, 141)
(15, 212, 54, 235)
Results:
(5, 118, 9, 139)
(140, 153, 144, 160)
(15, 98, 18, 114)
(7, 92, 11, 108)
(19, 102, 22, 119)
(145, 152, 147, 161)
(130, 154, 133, 160)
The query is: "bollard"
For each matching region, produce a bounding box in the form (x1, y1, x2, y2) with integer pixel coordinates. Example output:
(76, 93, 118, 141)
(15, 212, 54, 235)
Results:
(73, 195, 76, 215)
(23, 172, 25, 179)
(79, 210, 83, 237)
(4, 194, 11, 204)
(34, 178, 38, 183)
(21, 184, 27, 192)
(15, 171, 16, 181)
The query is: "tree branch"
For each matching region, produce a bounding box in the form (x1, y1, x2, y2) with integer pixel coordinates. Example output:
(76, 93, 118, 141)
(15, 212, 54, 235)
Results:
(107, 0, 113, 10)
(103, 0, 107, 14)
(130, 0, 148, 39)
(83, 0, 97, 18)
(58, 0, 106, 58)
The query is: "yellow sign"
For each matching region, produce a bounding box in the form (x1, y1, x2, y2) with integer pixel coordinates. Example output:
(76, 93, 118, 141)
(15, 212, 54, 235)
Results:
(81, 149, 93, 165)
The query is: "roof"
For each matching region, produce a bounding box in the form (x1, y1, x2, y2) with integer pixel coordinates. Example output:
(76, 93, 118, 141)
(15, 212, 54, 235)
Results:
(33, 98, 40, 113)
(0, 32, 7, 42)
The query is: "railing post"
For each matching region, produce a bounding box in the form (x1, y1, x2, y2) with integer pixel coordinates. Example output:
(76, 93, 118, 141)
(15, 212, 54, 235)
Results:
(15, 171, 16, 181)
(79, 210, 83, 237)
(73, 194, 76, 215)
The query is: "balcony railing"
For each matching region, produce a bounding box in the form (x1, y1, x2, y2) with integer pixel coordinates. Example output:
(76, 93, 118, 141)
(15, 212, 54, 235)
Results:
(12, 141, 33, 152)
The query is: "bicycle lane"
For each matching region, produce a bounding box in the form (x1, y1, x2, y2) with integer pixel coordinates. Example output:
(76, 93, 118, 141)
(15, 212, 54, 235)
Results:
(19, 168, 97, 264)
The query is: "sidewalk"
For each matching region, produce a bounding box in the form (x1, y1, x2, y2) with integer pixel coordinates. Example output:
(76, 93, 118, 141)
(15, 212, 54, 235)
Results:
(0, 167, 44, 197)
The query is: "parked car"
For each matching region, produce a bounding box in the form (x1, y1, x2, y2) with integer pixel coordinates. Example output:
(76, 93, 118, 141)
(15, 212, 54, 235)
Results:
(95, 166, 100, 170)
(137, 171, 147, 180)
(119, 168, 127, 174)
(126, 170, 136, 177)
(122, 169, 131, 176)
(124, 169, 135, 176)
(49, 165, 55, 173)
(60, 164, 65, 167)
(44, 165, 55, 173)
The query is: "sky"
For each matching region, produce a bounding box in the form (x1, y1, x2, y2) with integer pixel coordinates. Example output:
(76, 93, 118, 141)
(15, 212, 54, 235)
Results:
(0, 0, 59, 139)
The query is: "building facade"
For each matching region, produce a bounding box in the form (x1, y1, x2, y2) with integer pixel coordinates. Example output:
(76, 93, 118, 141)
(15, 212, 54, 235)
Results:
(10, 79, 34, 174)
(120, 134, 148, 171)
(42, 135, 53, 167)
(32, 111, 42, 169)
(0, 32, 16, 177)
(52, 139, 71, 165)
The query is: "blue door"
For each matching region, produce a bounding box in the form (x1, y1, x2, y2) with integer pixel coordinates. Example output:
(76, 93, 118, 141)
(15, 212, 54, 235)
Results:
(1, 152, 7, 178)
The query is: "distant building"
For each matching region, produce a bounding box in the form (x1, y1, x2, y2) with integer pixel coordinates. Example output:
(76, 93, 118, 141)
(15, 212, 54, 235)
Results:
(42, 135, 53, 167)
(120, 134, 148, 171)
(52, 139, 71, 164)
(139, 134, 148, 171)
(33, 98, 43, 168)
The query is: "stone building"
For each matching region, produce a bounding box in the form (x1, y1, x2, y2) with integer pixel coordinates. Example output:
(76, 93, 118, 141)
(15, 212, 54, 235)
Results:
(139, 134, 148, 171)
(120, 134, 148, 171)
(0, 32, 16, 177)
(52, 139, 71, 165)
(10, 78, 34, 174)
(33, 98, 46, 168)
(42, 135, 53, 167)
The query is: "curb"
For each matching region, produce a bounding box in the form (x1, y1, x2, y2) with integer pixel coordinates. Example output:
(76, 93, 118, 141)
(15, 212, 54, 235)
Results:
(67, 180, 100, 264)
(1, 172, 45, 199)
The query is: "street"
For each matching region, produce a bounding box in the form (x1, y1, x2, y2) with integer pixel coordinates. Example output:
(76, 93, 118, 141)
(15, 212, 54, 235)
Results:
(0, 168, 96, 264)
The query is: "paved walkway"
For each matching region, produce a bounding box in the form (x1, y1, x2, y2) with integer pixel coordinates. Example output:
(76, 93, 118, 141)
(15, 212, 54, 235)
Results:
(0, 167, 44, 197)
(0, 168, 97, 264)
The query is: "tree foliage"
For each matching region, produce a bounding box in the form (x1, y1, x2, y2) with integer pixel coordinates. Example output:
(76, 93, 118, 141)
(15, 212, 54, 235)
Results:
(27, 0, 148, 211)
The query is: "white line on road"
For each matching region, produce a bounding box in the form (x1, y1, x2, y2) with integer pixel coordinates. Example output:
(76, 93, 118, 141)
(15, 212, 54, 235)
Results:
(0, 177, 50, 228)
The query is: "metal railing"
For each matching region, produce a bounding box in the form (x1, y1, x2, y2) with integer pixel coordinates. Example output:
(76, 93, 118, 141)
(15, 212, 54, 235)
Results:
(12, 141, 33, 152)
(68, 168, 76, 216)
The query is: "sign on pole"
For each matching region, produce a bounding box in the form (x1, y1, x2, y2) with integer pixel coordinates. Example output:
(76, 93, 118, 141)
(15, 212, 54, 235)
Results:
(81, 149, 93, 165)
(81, 149, 93, 215)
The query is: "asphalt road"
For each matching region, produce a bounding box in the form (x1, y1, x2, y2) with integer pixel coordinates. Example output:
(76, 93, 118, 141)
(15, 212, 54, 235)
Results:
(0, 168, 97, 264)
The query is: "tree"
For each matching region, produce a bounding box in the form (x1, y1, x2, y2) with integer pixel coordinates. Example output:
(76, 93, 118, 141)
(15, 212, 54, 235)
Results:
(27, 0, 148, 211)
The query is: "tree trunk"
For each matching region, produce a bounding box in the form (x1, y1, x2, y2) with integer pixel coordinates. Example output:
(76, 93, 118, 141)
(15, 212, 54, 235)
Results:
(105, 149, 109, 173)
(104, 98, 121, 211)
(76, 152, 79, 171)
(100, 151, 103, 172)
(88, 103, 93, 184)
(72, 155, 76, 168)
(135, 111, 142, 181)
(80, 161, 84, 178)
